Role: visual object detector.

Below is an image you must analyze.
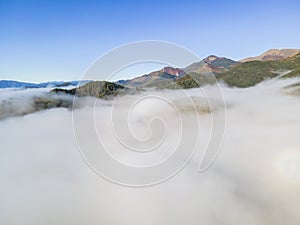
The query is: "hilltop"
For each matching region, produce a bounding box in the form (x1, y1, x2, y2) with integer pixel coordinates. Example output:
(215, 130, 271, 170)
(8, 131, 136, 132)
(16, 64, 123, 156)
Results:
(51, 81, 132, 99)
(184, 55, 239, 74)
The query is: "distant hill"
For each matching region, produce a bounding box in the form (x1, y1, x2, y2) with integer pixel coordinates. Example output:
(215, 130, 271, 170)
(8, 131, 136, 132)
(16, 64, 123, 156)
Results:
(51, 80, 135, 99)
(241, 49, 300, 62)
(0, 80, 89, 89)
(0, 80, 35, 88)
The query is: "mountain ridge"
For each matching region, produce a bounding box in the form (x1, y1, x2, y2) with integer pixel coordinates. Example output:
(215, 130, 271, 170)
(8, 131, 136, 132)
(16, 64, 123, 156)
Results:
(2, 49, 300, 91)
(117, 55, 239, 87)
(241, 49, 300, 62)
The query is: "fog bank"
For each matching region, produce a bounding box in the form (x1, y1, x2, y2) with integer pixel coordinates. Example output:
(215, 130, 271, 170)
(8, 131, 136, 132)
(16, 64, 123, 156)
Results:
(0, 78, 300, 225)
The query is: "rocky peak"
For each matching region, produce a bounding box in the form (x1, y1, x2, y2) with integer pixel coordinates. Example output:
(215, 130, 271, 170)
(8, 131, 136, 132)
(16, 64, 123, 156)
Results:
(160, 67, 185, 76)
(204, 55, 219, 63)
(148, 66, 185, 77)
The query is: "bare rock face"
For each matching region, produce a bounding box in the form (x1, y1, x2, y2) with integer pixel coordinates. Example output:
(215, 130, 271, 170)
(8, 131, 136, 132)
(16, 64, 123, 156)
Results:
(149, 67, 186, 77)
(204, 55, 219, 63)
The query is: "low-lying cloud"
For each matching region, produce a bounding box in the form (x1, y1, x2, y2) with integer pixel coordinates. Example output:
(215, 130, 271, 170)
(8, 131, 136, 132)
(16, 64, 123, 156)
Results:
(0, 88, 73, 120)
(0, 78, 300, 225)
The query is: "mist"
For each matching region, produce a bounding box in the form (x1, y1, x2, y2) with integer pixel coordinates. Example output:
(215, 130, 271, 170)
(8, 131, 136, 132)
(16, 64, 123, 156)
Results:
(0, 88, 74, 120)
(0, 78, 300, 225)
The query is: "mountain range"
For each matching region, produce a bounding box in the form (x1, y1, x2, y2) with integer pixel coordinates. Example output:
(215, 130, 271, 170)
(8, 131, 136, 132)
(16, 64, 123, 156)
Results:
(1, 48, 299, 116)
(1, 48, 300, 91)
(241, 49, 300, 62)
(116, 55, 240, 88)
(116, 49, 299, 88)
(48, 49, 300, 103)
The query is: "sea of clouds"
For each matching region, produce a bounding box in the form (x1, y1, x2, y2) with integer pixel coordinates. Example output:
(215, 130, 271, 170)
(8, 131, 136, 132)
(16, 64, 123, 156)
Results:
(0, 78, 299, 225)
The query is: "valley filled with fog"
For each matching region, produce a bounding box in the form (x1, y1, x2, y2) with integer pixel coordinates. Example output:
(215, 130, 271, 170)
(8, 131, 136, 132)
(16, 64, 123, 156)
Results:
(0, 78, 300, 225)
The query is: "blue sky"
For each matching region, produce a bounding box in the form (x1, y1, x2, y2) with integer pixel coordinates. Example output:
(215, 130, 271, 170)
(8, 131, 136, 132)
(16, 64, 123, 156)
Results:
(0, 0, 299, 82)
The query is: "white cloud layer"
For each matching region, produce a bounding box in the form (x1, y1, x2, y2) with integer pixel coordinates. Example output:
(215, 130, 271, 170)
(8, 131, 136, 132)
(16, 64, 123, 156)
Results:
(0, 78, 300, 225)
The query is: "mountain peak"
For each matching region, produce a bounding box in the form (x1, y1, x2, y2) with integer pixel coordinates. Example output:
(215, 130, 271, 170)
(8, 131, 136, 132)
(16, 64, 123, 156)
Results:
(204, 55, 219, 63)
(160, 67, 185, 76)
(147, 66, 185, 77)
(184, 55, 239, 75)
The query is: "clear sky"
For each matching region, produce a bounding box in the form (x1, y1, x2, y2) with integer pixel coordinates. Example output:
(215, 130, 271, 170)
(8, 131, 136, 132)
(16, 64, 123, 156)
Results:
(0, 0, 300, 82)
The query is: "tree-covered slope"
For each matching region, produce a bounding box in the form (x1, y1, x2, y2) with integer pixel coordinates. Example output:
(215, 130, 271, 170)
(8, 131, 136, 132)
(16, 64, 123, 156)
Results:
(51, 81, 131, 98)
(217, 53, 300, 87)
